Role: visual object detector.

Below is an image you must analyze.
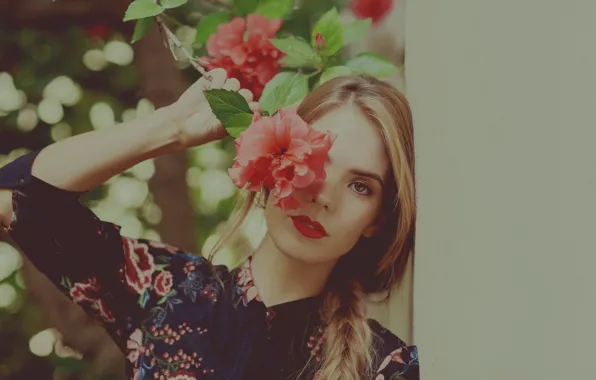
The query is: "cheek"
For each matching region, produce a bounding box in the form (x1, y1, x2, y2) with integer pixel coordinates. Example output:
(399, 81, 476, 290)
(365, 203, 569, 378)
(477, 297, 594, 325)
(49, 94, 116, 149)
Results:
(335, 196, 380, 235)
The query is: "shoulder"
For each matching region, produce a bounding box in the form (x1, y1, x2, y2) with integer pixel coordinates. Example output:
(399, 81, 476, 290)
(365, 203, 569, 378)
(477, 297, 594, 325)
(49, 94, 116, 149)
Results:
(368, 319, 420, 380)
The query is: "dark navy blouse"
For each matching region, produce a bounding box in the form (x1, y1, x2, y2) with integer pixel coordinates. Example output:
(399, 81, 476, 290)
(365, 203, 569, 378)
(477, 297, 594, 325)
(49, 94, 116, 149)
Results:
(0, 151, 420, 380)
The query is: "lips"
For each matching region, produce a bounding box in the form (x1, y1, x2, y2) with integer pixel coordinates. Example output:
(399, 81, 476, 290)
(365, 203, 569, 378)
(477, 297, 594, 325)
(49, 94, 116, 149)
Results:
(290, 215, 327, 239)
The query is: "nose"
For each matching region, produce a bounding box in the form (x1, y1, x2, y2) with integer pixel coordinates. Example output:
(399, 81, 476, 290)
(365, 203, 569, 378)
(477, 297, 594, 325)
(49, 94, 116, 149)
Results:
(309, 180, 332, 210)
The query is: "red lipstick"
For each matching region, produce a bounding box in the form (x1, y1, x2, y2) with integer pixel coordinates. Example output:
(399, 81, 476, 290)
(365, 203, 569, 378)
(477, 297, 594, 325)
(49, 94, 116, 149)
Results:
(290, 215, 327, 239)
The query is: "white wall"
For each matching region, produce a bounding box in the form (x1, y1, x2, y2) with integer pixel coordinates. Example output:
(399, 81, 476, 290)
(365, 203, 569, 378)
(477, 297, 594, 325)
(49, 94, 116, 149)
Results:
(407, 1, 596, 379)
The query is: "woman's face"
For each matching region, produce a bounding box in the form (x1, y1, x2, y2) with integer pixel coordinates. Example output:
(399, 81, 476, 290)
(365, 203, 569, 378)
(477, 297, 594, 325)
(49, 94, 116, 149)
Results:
(264, 103, 390, 265)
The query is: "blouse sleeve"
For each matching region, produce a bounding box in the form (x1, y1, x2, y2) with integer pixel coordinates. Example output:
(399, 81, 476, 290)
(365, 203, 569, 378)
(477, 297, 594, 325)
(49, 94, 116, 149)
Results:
(371, 320, 421, 380)
(0, 150, 191, 350)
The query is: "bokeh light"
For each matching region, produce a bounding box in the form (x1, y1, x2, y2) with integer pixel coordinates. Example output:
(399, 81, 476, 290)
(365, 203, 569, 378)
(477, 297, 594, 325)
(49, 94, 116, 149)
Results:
(0, 72, 22, 112)
(128, 159, 156, 181)
(194, 144, 229, 169)
(16, 105, 39, 131)
(43, 76, 82, 106)
(29, 329, 58, 357)
(37, 98, 64, 124)
(0, 243, 22, 282)
(104, 40, 134, 66)
(136, 98, 154, 117)
(51, 122, 73, 141)
(83, 49, 107, 71)
(90, 102, 115, 129)
(108, 177, 149, 209)
(0, 284, 17, 308)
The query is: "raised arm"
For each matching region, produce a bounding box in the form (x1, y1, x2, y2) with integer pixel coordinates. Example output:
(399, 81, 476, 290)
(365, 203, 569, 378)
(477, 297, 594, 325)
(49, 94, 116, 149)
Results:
(0, 68, 246, 226)
(0, 68, 248, 350)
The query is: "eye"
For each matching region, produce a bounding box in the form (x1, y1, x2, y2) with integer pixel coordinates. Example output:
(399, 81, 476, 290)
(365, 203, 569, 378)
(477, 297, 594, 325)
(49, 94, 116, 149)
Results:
(349, 180, 373, 196)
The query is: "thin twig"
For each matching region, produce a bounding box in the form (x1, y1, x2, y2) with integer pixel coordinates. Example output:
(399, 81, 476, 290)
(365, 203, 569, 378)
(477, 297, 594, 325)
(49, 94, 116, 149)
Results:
(155, 15, 212, 80)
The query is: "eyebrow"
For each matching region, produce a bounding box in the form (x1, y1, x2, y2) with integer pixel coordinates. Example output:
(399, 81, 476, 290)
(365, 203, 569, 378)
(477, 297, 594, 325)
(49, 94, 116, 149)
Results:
(349, 168, 385, 187)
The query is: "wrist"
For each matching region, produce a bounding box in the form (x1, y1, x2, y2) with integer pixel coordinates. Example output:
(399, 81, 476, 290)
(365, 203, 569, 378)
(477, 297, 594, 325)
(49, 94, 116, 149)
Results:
(137, 106, 187, 157)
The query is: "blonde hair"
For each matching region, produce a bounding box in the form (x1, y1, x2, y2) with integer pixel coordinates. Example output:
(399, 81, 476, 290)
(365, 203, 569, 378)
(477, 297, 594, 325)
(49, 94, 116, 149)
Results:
(208, 75, 417, 380)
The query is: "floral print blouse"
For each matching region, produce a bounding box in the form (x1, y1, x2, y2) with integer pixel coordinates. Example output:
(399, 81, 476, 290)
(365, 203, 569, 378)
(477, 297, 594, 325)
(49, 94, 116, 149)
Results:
(0, 151, 420, 380)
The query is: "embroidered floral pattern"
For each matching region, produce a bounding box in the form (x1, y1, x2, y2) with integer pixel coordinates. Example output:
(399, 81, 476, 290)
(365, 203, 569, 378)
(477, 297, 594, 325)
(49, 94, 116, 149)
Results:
(153, 271, 173, 297)
(375, 345, 420, 379)
(307, 326, 325, 362)
(69, 277, 115, 323)
(235, 257, 261, 306)
(122, 237, 156, 295)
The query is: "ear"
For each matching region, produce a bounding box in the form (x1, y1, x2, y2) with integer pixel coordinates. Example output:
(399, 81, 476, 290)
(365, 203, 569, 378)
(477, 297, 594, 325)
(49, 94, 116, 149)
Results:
(362, 215, 385, 238)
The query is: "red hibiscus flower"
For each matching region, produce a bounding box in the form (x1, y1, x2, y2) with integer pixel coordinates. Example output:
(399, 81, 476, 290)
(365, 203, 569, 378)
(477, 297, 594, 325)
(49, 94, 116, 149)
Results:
(153, 271, 173, 297)
(351, 0, 395, 25)
(228, 107, 336, 211)
(122, 237, 156, 295)
(201, 14, 283, 99)
(70, 278, 115, 323)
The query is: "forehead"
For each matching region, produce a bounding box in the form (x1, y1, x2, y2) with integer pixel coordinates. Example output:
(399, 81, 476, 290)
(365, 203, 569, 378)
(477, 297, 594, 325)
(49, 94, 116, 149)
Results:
(311, 104, 389, 177)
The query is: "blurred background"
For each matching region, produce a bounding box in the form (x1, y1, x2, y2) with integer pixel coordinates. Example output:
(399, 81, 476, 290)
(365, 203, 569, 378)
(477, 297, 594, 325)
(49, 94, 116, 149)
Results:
(0, 0, 407, 379)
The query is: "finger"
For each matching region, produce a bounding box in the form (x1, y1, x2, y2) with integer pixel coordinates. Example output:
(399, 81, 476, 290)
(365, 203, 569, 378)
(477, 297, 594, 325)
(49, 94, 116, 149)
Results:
(208, 68, 227, 89)
(187, 76, 210, 93)
(238, 88, 254, 102)
(249, 101, 261, 114)
(222, 78, 241, 91)
(196, 76, 211, 90)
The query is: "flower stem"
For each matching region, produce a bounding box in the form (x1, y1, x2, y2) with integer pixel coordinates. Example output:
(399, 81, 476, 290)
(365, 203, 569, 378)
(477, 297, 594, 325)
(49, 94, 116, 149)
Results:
(306, 69, 322, 79)
(156, 15, 212, 79)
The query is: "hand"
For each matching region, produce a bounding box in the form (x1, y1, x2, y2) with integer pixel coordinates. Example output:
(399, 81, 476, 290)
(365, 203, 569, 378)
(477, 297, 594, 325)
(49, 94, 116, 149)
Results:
(164, 68, 258, 149)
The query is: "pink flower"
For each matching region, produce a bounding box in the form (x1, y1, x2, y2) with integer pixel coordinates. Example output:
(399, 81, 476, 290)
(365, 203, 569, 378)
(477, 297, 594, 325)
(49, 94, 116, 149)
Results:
(122, 237, 156, 295)
(153, 271, 173, 297)
(201, 14, 283, 99)
(126, 329, 145, 364)
(228, 108, 336, 211)
(351, 0, 395, 25)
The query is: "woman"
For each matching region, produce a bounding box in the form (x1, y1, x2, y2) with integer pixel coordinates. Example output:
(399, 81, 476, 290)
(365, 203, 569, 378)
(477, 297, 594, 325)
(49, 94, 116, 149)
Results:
(0, 69, 419, 380)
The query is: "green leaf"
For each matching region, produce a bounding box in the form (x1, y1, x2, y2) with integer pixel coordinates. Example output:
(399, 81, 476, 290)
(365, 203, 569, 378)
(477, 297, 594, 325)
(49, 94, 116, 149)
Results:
(123, 0, 164, 21)
(225, 113, 255, 138)
(259, 72, 308, 115)
(161, 0, 188, 9)
(270, 38, 321, 68)
(318, 66, 352, 85)
(195, 11, 232, 44)
(233, 0, 259, 16)
(131, 17, 153, 43)
(157, 290, 176, 305)
(346, 52, 399, 78)
(204, 89, 252, 127)
(342, 18, 372, 46)
(255, 0, 293, 19)
(311, 7, 343, 56)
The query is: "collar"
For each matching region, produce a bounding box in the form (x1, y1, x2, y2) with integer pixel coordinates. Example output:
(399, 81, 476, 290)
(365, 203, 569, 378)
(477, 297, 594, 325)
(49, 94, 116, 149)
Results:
(232, 256, 323, 312)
